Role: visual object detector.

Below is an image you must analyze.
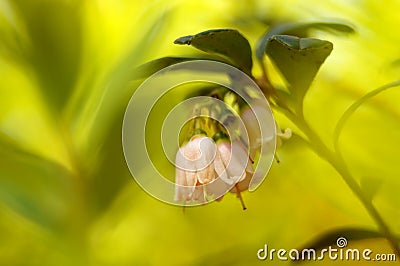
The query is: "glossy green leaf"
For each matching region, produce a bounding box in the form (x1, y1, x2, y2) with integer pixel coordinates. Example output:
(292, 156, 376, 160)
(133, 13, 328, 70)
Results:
(256, 21, 354, 60)
(266, 35, 333, 102)
(174, 29, 253, 75)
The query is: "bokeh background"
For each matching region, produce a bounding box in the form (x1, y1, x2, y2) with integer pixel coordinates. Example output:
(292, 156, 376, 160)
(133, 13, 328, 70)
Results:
(0, 0, 399, 265)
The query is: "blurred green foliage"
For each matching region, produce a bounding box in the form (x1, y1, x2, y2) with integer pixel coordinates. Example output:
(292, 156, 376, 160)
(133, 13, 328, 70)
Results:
(0, 0, 400, 265)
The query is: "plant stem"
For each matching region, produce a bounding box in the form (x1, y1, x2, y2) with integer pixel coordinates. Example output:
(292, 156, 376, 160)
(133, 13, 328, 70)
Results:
(257, 57, 399, 257)
(291, 114, 400, 258)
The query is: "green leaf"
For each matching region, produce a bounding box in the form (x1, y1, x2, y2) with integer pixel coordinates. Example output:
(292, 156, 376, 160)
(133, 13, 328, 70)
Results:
(174, 29, 253, 75)
(88, 111, 131, 216)
(133, 56, 220, 79)
(134, 57, 194, 79)
(333, 80, 400, 152)
(0, 133, 70, 229)
(256, 21, 354, 61)
(296, 227, 387, 262)
(9, 0, 83, 111)
(68, 10, 171, 162)
(284, 22, 354, 36)
(265, 35, 333, 103)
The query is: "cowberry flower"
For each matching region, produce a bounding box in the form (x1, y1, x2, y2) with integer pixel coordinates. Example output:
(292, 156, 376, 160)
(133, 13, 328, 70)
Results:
(174, 133, 253, 208)
(173, 98, 284, 208)
(214, 139, 253, 209)
(214, 140, 252, 186)
(174, 135, 217, 203)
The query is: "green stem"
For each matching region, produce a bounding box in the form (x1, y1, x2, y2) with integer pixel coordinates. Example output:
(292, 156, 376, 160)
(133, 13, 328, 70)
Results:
(257, 59, 277, 98)
(291, 114, 400, 258)
(257, 52, 400, 257)
(60, 122, 90, 265)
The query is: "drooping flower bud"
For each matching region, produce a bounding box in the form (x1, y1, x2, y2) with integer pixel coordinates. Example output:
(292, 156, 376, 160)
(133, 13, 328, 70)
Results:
(214, 140, 252, 186)
(212, 138, 253, 209)
(174, 135, 217, 203)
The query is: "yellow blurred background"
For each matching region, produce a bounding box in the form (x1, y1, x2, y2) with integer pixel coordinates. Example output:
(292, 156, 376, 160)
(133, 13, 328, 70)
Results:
(0, 0, 399, 265)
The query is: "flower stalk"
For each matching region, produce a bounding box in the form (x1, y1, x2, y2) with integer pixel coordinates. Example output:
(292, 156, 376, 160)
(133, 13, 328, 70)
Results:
(235, 184, 247, 210)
